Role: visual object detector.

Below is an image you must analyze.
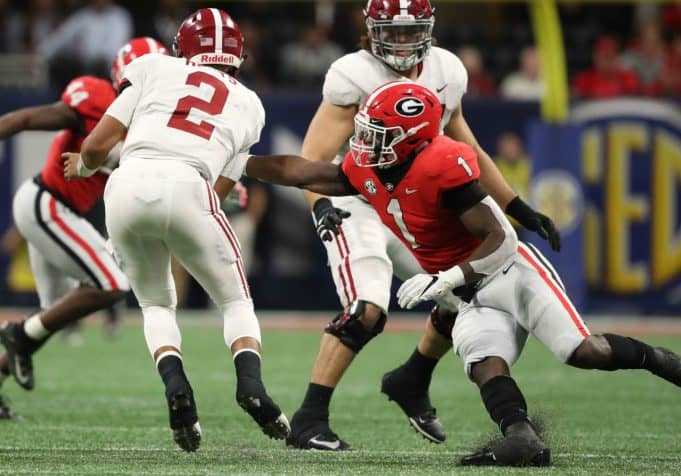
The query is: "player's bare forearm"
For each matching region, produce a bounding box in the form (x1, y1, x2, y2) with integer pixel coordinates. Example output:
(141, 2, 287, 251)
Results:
(246, 154, 352, 195)
(457, 197, 518, 283)
(81, 115, 127, 169)
(445, 106, 517, 208)
(300, 100, 356, 208)
(214, 176, 236, 204)
(0, 102, 79, 140)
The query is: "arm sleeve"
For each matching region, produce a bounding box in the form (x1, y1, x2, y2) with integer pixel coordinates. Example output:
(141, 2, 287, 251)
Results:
(220, 92, 266, 181)
(104, 83, 140, 128)
(322, 63, 363, 106)
(441, 181, 488, 216)
(104, 57, 147, 127)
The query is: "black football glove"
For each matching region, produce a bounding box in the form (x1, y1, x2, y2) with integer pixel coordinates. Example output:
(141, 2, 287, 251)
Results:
(506, 196, 561, 251)
(312, 198, 351, 242)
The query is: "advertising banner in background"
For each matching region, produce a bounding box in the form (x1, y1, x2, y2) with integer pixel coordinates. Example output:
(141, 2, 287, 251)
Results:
(571, 99, 681, 314)
(2, 93, 679, 313)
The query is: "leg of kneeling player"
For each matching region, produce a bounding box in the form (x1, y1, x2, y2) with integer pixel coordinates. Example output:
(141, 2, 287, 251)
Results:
(454, 306, 550, 467)
(516, 243, 681, 387)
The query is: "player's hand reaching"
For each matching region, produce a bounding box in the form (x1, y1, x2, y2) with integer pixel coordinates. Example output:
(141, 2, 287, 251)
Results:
(312, 198, 351, 242)
(397, 269, 463, 310)
(505, 197, 561, 251)
(62, 152, 97, 180)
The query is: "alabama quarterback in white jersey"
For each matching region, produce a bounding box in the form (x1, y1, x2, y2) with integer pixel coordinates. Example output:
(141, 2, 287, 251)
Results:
(64, 8, 289, 452)
(287, 0, 561, 451)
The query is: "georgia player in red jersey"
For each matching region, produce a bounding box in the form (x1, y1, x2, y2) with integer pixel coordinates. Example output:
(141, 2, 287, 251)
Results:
(245, 80, 681, 465)
(0, 38, 167, 419)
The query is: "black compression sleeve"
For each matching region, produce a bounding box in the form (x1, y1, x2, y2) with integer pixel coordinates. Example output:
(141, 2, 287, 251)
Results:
(441, 181, 488, 216)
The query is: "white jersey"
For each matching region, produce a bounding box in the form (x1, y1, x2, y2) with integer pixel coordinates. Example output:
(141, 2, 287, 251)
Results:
(106, 54, 265, 184)
(323, 47, 467, 161)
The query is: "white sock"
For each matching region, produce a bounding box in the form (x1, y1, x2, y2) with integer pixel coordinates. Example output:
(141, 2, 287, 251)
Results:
(24, 314, 50, 340)
(222, 300, 261, 348)
(141, 305, 181, 360)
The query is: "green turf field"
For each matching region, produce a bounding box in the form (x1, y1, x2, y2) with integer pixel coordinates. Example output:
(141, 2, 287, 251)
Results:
(1, 321, 681, 475)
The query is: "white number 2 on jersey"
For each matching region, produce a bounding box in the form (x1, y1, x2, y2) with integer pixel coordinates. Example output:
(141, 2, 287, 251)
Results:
(457, 156, 473, 177)
(387, 198, 420, 249)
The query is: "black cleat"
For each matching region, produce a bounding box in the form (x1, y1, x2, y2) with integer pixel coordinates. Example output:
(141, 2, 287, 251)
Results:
(236, 379, 290, 440)
(0, 394, 21, 421)
(649, 347, 681, 386)
(168, 393, 201, 452)
(0, 322, 35, 391)
(381, 366, 446, 443)
(286, 412, 352, 451)
(460, 421, 550, 467)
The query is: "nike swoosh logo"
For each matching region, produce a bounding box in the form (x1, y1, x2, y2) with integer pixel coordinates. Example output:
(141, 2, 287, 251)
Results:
(13, 360, 29, 384)
(436, 84, 447, 93)
(502, 263, 514, 274)
(405, 188, 418, 195)
(309, 435, 341, 450)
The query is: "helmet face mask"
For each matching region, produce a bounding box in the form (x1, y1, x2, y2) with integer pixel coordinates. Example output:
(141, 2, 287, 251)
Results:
(349, 81, 442, 169)
(364, 0, 435, 72)
(366, 18, 434, 71)
(350, 114, 404, 168)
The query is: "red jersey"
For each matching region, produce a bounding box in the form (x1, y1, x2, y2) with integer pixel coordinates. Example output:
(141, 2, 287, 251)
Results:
(39, 76, 116, 213)
(342, 135, 482, 274)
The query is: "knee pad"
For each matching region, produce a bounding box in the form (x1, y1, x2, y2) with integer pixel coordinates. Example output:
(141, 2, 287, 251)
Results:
(324, 300, 386, 353)
(429, 305, 457, 341)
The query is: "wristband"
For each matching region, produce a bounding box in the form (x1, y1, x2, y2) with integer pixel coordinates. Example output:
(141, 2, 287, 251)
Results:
(505, 196, 534, 225)
(77, 156, 98, 177)
(439, 266, 465, 289)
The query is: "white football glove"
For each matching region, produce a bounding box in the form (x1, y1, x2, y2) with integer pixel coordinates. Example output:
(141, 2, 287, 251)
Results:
(397, 267, 465, 310)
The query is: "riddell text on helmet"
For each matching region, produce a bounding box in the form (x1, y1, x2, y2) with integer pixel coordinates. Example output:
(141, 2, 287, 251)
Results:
(199, 54, 235, 64)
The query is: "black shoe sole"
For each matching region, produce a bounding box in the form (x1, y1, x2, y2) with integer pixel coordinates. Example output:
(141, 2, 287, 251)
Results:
(237, 395, 290, 440)
(0, 325, 34, 391)
(168, 394, 201, 452)
(460, 445, 551, 467)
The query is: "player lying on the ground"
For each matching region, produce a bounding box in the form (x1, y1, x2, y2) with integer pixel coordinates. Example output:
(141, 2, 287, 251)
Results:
(245, 81, 681, 466)
(63, 8, 302, 452)
(287, 0, 560, 451)
(0, 37, 169, 421)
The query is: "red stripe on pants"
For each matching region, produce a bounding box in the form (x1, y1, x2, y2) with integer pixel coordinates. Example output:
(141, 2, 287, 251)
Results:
(518, 247, 588, 337)
(49, 198, 119, 290)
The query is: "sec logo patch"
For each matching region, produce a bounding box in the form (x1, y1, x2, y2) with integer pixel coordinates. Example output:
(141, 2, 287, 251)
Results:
(365, 179, 377, 195)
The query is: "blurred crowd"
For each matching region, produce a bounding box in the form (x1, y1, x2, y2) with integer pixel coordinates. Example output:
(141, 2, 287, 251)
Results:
(0, 0, 679, 99)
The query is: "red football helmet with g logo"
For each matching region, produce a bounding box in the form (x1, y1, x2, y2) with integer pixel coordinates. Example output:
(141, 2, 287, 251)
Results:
(111, 37, 168, 91)
(173, 8, 244, 69)
(350, 81, 442, 168)
(364, 0, 435, 72)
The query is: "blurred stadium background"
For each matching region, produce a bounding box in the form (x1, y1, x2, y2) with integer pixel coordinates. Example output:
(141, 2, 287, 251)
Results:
(1, 0, 680, 316)
(2, 1, 681, 474)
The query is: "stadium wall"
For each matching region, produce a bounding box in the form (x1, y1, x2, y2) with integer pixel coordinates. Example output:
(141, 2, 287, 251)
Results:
(1, 92, 680, 314)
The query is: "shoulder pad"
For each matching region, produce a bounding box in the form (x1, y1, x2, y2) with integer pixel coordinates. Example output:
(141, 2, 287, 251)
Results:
(421, 136, 479, 188)
(61, 76, 115, 118)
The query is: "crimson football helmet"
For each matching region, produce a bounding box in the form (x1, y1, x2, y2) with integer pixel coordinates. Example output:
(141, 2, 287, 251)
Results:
(364, 0, 435, 71)
(350, 81, 442, 168)
(173, 8, 244, 70)
(111, 37, 168, 91)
